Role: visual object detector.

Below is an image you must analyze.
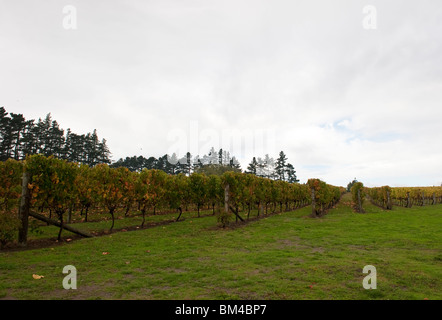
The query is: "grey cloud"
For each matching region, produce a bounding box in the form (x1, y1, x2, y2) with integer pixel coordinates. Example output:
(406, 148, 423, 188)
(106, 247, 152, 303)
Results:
(1, 0, 441, 186)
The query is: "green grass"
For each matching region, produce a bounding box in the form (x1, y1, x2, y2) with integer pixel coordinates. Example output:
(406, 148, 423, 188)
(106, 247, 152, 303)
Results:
(0, 194, 441, 300)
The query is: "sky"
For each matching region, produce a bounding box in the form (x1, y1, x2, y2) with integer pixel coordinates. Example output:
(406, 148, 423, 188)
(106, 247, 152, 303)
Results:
(1, 0, 442, 187)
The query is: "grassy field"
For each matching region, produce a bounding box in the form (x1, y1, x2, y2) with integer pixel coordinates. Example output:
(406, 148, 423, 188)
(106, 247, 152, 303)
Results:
(0, 193, 441, 300)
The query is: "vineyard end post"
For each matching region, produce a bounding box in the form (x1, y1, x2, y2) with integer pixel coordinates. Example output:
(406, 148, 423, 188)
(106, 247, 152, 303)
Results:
(357, 189, 363, 213)
(224, 184, 229, 214)
(18, 172, 31, 246)
(387, 191, 392, 210)
(310, 187, 317, 218)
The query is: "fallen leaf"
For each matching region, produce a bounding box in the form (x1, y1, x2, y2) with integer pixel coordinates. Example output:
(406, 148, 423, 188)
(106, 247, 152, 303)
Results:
(102, 252, 109, 255)
(146, 250, 150, 253)
(32, 274, 44, 279)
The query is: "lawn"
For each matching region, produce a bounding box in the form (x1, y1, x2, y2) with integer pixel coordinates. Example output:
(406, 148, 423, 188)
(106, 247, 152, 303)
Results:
(0, 193, 440, 300)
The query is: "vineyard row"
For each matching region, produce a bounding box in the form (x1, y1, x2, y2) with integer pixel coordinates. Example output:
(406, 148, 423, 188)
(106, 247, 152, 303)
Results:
(0, 155, 344, 247)
(350, 183, 442, 212)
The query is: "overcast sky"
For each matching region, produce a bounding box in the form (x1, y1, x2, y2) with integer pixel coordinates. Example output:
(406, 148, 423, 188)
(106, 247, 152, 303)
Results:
(1, 0, 442, 187)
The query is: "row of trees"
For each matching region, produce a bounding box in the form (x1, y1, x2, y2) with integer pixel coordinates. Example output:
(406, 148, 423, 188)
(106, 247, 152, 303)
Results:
(246, 151, 299, 183)
(389, 187, 442, 207)
(112, 149, 299, 183)
(0, 155, 341, 246)
(110, 148, 242, 176)
(352, 183, 442, 211)
(0, 107, 111, 165)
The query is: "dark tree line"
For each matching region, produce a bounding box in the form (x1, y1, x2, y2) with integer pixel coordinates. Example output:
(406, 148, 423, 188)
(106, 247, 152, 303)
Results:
(110, 147, 242, 176)
(0, 107, 111, 165)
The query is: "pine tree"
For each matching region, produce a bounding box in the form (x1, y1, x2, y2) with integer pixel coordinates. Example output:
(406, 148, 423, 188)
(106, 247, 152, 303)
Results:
(275, 151, 288, 181)
(208, 147, 218, 165)
(48, 119, 65, 159)
(97, 138, 111, 164)
(9, 113, 27, 160)
(38, 114, 53, 156)
(180, 152, 193, 176)
(167, 153, 179, 174)
(247, 157, 258, 175)
(175, 154, 188, 175)
(285, 163, 299, 183)
(86, 129, 100, 166)
(64, 130, 84, 163)
(256, 157, 266, 177)
(192, 155, 204, 172)
(263, 154, 275, 179)
(223, 150, 230, 165)
(229, 156, 242, 171)
(0, 107, 12, 160)
(218, 148, 223, 165)
(21, 119, 38, 158)
(156, 154, 168, 172)
(145, 156, 158, 170)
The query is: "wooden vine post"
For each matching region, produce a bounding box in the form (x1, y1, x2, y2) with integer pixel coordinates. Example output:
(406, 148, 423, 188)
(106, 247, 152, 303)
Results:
(407, 192, 411, 208)
(224, 183, 229, 215)
(310, 187, 317, 218)
(357, 189, 363, 213)
(224, 183, 244, 222)
(386, 190, 392, 210)
(18, 172, 31, 246)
